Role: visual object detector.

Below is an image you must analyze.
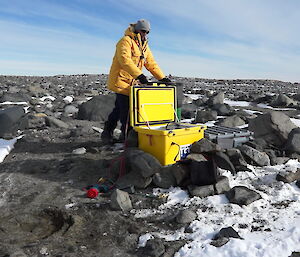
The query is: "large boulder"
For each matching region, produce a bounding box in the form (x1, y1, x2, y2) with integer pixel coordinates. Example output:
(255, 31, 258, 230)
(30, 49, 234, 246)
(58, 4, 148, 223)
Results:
(188, 184, 215, 197)
(285, 128, 300, 154)
(271, 94, 298, 107)
(152, 165, 178, 189)
(0, 106, 28, 137)
(207, 92, 224, 106)
(116, 170, 152, 189)
(213, 152, 236, 174)
(195, 109, 217, 123)
(110, 189, 132, 211)
(225, 186, 261, 206)
(190, 138, 221, 153)
(211, 103, 233, 116)
(238, 145, 270, 166)
(248, 111, 297, 147)
(125, 148, 161, 178)
(276, 170, 300, 183)
(217, 115, 246, 128)
(226, 148, 249, 171)
(181, 103, 198, 119)
(77, 94, 115, 121)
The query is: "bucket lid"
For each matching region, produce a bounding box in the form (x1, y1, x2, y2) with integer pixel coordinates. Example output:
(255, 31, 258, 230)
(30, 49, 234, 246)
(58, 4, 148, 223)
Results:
(130, 85, 177, 127)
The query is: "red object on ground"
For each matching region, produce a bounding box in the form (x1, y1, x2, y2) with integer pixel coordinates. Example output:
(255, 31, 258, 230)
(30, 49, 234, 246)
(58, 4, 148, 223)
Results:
(87, 188, 99, 198)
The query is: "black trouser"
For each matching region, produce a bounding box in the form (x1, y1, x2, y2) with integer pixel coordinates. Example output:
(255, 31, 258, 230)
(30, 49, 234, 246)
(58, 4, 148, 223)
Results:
(105, 93, 131, 137)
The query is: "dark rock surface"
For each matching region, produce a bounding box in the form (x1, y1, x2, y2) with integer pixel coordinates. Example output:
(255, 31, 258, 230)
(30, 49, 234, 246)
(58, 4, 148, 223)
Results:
(225, 186, 262, 206)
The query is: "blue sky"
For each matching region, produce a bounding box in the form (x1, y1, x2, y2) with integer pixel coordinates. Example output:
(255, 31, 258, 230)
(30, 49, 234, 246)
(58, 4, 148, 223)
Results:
(0, 0, 299, 82)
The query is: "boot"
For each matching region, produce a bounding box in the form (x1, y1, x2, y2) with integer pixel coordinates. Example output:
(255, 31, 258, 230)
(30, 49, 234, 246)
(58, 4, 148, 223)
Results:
(117, 125, 133, 143)
(101, 122, 114, 144)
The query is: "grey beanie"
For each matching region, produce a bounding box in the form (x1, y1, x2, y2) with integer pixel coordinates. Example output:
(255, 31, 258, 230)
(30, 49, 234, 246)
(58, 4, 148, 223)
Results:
(135, 19, 150, 32)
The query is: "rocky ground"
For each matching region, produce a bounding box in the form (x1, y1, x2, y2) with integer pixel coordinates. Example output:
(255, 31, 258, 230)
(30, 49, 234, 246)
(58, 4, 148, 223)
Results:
(0, 74, 300, 257)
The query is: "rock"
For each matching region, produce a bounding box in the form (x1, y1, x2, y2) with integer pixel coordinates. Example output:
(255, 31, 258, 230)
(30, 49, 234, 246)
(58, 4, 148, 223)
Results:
(190, 138, 221, 153)
(64, 105, 78, 116)
(0, 106, 28, 137)
(211, 103, 233, 116)
(250, 138, 269, 151)
(45, 116, 69, 129)
(72, 147, 86, 155)
(248, 111, 297, 147)
(290, 252, 300, 257)
(183, 95, 194, 104)
(195, 109, 217, 123)
(285, 128, 300, 154)
(181, 103, 198, 119)
(110, 189, 133, 211)
(125, 148, 161, 178)
(109, 157, 129, 181)
(210, 237, 230, 247)
(217, 115, 246, 128)
(271, 94, 298, 107)
(63, 95, 74, 103)
(77, 94, 116, 121)
(225, 186, 261, 206)
(172, 163, 190, 185)
(215, 176, 231, 194)
(186, 153, 208, 162)
(138, 238, 165, 257)
(226, 148, 248, 171)
(210, 226, 242, 247)
(276, 170, 300, 183)
(175, 209, 197, 224)
(288, 153, 300, 162)
(213, 227, 242, 240)
(296, 180, 300, 188)
(163, 241, 187, 257)
(207, 92, 224, 106)
(193, 97, 208, 107)
(188, 184, 215, 197)
(213, 151, 236, 173)
(238, 145, 270, 166)
(190, 159, 219, 186)
(152, 169, 177, 189)
(270, 157, 290, 165)
(116, 170, 152, 189)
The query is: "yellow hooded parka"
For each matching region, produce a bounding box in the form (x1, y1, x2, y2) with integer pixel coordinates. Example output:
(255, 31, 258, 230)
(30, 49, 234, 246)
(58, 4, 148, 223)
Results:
(107, 24, 165, 95)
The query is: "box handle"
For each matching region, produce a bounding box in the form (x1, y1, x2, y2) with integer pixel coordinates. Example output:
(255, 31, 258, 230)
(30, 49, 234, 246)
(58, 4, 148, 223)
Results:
(171, 142, 180, 161)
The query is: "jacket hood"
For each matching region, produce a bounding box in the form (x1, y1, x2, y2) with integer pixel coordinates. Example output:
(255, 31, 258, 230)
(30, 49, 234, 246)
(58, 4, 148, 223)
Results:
(124, 24, 136, 37)
(124, 24, 147, 44)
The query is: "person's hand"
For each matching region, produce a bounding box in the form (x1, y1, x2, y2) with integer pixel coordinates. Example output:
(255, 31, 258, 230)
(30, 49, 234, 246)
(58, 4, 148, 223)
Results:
(137, 74, 148, 84)
(159, 77, 172, 83)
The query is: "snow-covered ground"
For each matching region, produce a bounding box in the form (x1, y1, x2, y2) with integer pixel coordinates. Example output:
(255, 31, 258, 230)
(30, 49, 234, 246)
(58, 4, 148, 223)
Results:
(0, 137, 20, 163)
(136, 161, 300, 257)
(136, 95, 300, 256)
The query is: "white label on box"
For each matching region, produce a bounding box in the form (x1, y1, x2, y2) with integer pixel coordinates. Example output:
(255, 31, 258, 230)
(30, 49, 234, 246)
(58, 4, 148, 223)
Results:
(180, 144, 192, 159)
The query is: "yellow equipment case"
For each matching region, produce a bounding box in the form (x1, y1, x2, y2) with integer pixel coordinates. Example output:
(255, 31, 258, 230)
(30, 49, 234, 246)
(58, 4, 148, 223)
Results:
(130, 83, 206, 166)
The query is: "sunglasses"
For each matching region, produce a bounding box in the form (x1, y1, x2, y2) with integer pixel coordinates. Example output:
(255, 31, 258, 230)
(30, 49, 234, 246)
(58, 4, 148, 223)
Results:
(140, 30, 149, 34)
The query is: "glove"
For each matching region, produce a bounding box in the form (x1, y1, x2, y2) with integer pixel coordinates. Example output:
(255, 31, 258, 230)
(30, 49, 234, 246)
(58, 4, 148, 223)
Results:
(159, 77, 172, 83)
(137, 74, 148, 84)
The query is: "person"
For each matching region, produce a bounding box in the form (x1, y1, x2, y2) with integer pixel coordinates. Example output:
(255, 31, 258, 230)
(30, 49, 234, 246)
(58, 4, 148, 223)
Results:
(101, 19, 171, 143)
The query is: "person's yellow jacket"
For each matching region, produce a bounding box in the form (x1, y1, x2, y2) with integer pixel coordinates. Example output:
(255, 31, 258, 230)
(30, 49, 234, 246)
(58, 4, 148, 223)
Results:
(107, 24, 165, 95)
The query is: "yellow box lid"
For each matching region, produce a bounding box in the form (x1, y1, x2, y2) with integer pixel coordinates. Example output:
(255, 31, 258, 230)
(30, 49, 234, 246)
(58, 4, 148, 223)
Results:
(130, 85, 177, 127)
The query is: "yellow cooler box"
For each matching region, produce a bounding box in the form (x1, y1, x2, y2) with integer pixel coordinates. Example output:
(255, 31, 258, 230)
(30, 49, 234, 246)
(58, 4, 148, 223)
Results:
(130, 84, 206, 166)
